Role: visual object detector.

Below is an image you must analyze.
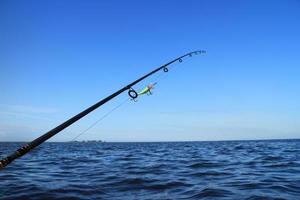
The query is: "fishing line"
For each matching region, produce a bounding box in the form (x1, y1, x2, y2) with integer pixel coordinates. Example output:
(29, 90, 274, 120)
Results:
(0, 50, 205, 169)
(71, 97, 130, 141)
(71, 71, 166, 141)
(74, 70, 170, 141)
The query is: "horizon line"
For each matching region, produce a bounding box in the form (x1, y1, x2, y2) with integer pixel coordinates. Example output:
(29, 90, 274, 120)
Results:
(0, 138, 299, 143)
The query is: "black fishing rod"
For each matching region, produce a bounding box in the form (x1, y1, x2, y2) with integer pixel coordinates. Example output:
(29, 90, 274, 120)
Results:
(0, 50, 205, 170)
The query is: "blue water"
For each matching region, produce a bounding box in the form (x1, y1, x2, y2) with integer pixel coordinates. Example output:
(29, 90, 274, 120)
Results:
(0, 140, 300, 199)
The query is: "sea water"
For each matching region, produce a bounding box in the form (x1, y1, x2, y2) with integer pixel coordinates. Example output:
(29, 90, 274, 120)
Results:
(0, 140, 300, 199)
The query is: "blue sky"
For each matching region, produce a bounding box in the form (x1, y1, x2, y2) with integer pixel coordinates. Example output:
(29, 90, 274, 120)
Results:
(0, 0, 299, 142)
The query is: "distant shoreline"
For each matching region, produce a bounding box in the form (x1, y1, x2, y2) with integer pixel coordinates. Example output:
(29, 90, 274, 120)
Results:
(1, 138, 299, 143)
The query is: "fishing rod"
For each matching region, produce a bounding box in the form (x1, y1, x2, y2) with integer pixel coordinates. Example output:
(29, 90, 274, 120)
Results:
(0, 50, 205, 170)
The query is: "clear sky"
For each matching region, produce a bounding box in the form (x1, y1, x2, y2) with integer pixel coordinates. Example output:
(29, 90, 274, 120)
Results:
(0, 0, 299, 142)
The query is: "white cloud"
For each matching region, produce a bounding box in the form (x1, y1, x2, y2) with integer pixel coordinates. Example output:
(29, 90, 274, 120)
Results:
(0, 104, 58, 114)
(0, 123, 39, 141)
(0, 104, 59, 121)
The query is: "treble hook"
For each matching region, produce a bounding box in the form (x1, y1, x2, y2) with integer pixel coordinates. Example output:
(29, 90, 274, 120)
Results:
(163, 67, 169, 72)
(131, 98, 138, 102)
(179, 58, 182, 63)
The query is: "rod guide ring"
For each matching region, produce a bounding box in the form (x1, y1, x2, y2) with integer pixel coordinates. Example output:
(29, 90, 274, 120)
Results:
(128, 89, 138, 99)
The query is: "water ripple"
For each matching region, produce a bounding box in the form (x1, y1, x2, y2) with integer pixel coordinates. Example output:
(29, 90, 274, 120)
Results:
(1, 140, 300, 199)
